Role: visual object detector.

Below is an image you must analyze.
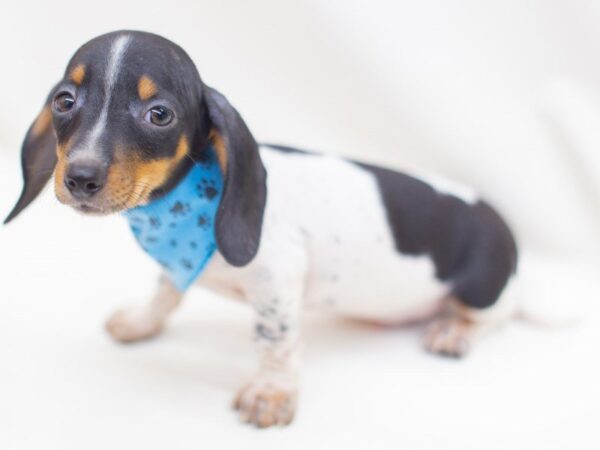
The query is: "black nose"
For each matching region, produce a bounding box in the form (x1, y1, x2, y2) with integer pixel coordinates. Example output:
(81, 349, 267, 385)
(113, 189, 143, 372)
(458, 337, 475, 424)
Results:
(64, 164, 106, 198)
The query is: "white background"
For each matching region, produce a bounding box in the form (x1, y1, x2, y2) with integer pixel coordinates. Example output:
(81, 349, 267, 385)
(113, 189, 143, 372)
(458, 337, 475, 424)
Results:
(0, 1, 599, 449)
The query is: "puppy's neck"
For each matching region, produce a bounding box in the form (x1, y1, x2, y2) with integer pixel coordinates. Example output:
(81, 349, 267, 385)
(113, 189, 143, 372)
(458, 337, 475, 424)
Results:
(123, 146, 224, 291)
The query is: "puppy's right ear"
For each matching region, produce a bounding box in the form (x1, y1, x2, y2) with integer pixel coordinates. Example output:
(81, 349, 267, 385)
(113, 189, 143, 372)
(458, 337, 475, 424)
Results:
(4, 94, 58, 224)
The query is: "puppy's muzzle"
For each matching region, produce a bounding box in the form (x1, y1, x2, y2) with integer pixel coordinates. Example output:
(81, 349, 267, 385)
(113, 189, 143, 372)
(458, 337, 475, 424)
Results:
(64, 162, 106, 199)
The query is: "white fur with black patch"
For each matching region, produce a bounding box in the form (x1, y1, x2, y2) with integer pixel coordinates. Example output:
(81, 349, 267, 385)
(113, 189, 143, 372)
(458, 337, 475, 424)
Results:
(199, 146, 475, 322)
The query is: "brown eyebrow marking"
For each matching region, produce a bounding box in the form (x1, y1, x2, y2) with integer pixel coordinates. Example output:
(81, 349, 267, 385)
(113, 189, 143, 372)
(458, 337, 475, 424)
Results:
(69, 64, 86, 85)
(138, 75, 158, 101)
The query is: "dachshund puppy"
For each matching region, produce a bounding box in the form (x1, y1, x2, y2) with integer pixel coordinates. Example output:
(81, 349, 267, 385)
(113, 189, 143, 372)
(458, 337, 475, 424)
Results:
(5, 31, 517, 428)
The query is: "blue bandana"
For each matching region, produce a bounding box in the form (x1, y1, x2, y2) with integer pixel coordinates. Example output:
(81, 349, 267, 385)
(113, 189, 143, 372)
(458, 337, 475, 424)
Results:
(123, 148, 224, 292)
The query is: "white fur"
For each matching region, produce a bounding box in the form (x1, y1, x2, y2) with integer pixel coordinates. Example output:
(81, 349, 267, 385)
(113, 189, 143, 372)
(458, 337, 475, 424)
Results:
(71, 34, 130, 161)
(200, 147, 455, 322)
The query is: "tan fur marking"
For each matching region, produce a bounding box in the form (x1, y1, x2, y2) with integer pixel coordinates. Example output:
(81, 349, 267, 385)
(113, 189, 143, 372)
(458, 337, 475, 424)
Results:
(53, 144, 70, 204)
(424, 316, 473, 358)
(70, 64, 86, 85)
(31, 106, 52, 137)
(138, 75, 158, 101)
(125, 134, 190, 206)
(57, 135, 190, 213)
(209, 128, 228, 174)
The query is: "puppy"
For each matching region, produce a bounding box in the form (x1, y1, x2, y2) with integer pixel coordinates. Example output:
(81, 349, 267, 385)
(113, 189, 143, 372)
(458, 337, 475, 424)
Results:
(5, 30, 517, 427)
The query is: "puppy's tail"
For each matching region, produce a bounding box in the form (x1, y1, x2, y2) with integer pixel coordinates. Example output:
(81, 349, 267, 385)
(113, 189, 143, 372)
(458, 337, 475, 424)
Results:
(508, 251, 593, 329)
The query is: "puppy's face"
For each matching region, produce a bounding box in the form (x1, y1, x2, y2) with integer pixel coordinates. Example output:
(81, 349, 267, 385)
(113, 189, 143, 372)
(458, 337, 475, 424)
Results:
(49, 32, 207, 214)
(7, 30, 267, 267)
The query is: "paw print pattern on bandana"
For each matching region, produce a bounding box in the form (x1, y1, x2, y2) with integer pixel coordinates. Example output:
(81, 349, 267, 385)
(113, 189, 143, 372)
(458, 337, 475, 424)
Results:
(196, 178, 219, 200)
(123, 147, 224, 292)
(169, 201, 191, 217)
(197, 214, 211, 230)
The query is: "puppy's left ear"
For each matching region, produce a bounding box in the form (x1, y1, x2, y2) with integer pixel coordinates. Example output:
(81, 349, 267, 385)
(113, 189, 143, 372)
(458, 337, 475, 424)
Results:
(4, 95, 57, 224)
(203, 85, 267, 266)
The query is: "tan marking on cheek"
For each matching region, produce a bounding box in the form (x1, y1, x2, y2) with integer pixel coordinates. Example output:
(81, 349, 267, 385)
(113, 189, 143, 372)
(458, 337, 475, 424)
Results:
(133, 135, 189, 190)
(138, 75, 158, 101)
(53, 150, 68, 202)
(55, 135, 75, 158)
(53, 136, 79, 201)
(209, 128, 228, 174)
(174, 134, 189, 161)
(107, 135, 190, 207)
(31, 106, 52, 137)
(104, 159, 137, 208)
(70, 64, 86, 85)
(54, 140, 71, 185)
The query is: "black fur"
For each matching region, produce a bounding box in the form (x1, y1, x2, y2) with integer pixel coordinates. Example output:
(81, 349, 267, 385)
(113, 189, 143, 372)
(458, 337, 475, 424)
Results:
(204, 87, 267, 267)
(4, 92, 58, 224)
(265, 144, 518, 310)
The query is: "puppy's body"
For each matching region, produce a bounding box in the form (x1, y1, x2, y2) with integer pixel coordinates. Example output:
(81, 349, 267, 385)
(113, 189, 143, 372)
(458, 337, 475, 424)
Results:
(202, 146, 454, 321)
(7, 31, 518, 428)
(202, 145, 515, 318)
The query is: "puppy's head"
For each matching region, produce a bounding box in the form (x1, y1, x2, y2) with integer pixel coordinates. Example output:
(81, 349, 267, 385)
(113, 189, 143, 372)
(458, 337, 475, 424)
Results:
(5, 30, 266, 266)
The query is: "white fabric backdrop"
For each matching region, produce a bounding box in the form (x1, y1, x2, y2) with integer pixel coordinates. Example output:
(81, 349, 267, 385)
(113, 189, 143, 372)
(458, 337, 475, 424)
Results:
(1, 0, 599, 258)
(0, 1, 598, 449)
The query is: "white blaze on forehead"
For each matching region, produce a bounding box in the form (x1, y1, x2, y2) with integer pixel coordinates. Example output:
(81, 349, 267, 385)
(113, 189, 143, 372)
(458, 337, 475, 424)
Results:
(72, 34, 130, 160)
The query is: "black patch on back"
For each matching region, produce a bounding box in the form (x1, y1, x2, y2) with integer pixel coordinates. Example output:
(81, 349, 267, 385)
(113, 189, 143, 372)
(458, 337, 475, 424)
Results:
(355, 162, 517, 309)
(261, 143, 312, 155)
(264, 143, 518, 309)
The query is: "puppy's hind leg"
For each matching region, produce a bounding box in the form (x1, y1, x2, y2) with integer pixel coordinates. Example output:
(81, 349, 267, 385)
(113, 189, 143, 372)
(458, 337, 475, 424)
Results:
(106, 273, 183, 343)
(425, 204, 518, 358)
(424, 281, 518, 358)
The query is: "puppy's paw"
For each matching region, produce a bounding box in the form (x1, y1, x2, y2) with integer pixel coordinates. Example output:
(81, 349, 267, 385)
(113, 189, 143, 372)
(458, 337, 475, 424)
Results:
(105, 306, 162, 343)
(233, 372, 298, 428)
(424, 317, 472, 358)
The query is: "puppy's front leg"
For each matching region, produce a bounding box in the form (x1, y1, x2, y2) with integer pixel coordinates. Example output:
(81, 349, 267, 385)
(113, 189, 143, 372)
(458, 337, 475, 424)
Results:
(234, 265, 305, 428)
(106, 273, 183, 343)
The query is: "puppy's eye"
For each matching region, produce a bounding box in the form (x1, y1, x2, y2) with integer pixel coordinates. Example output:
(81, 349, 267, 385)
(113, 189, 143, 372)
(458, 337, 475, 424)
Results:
(145, 106, 173, 126)
(53, 93, 76, 113)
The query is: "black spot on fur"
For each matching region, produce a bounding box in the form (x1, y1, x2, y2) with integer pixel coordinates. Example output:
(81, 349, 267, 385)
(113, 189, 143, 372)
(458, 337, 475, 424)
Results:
(255, 324, 277, 341)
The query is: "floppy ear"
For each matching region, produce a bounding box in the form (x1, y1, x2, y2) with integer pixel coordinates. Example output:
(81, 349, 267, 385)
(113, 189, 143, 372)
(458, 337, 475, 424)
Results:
(4, 95, 58, 224)
(203, 85, 267, 266)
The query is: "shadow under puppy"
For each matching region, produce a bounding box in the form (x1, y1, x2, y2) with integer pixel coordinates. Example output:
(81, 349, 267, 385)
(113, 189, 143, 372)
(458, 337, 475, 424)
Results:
(5, 31, 518, 428)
